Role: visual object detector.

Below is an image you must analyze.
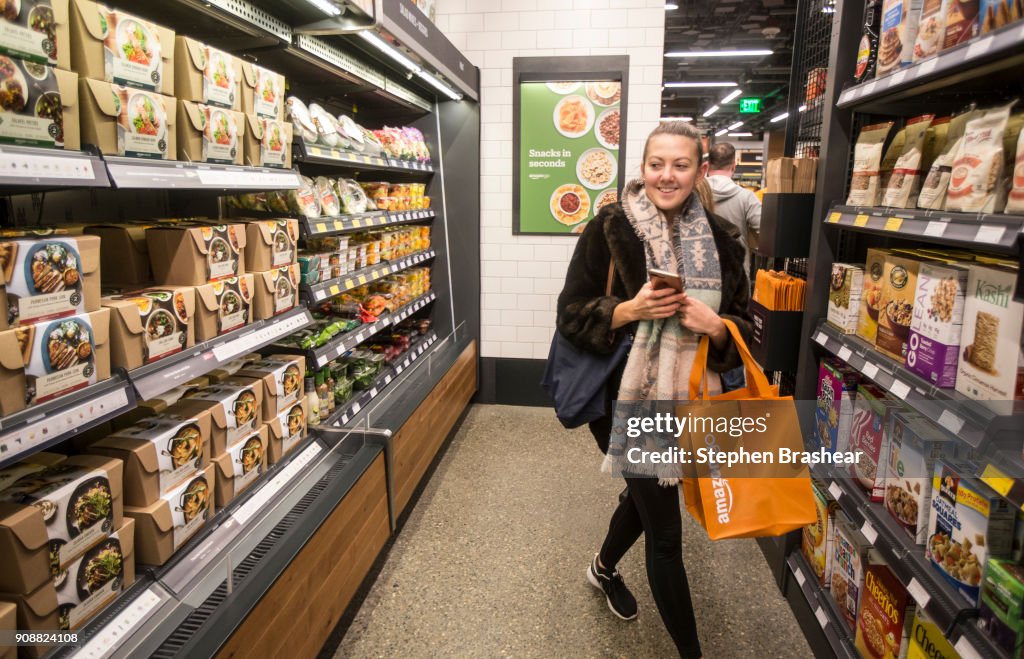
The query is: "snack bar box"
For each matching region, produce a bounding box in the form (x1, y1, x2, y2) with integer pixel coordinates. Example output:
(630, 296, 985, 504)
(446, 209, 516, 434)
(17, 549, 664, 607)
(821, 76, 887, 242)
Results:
(243, 219, 299, 272)
(956, 264, 1024, 403)
(235, 355, 305, 423)
(0, 0, 71, 69)
(102, 286, 196, 371)
(89, 406, 213, 507)
(146, 224, 247, 286)
(174, 37, 241, 110)
(978, 558, 1024, 659)
(267, 397, 307, 464)
(0, 307, 110, 416)
(0, 233, 101, 330)
(79, 79, 177, 160)
(69, 0, 175, 95)
(84, 224, 155, 287)
(124, 464, 214, 566)
(175, 378, 263, 455)
(0, 454, 124, 595)
(213, 424, 268, 508)
(193, 275, 254, 342)
(0, 57, 79, 151)
(240, 61, 284, 120)
(244, 115, 293, 168)
(177, 101, 246, 166)
(252, 263, 300, 320)
(854, 562, 915, 659)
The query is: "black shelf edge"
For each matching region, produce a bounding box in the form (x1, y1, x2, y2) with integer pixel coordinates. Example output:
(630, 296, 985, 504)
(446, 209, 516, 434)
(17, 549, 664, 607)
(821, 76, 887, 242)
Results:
(301, 249, 436, 303)
(824, 205, 1023, 255)
(0, 374, 137, 469)
(293, 142, 435, 174)
(302, 210, 437, 238)
(812, 321, 1024, 448)
(785, 552, 859, 659)
(129, 307, 315, 401)
(0, 145, 110, 189)
(104, 156, 303, 191)
(836, 22, 1024, 109)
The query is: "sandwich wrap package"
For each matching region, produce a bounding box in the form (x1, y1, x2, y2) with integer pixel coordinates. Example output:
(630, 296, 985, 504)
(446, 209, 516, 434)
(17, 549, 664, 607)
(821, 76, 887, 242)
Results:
(847, 122, 895, 206)
(882, 114, 934, 208)
(945, 101, 1016, 213)
(918, 107, 976, 209)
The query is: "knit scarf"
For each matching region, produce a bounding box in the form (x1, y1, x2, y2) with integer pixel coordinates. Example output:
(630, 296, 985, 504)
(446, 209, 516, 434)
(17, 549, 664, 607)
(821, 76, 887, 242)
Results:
(602, 179, 723, 480)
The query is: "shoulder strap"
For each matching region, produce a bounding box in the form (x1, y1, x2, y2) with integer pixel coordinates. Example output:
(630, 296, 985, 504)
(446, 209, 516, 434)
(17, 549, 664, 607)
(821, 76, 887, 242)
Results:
(605, 259, 615, 297)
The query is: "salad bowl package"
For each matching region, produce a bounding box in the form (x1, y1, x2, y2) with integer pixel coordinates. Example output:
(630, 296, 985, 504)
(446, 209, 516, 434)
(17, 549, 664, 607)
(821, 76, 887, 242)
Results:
(193, 274, 253, 341)
(252, 263, 299, 320)
(212, 425, 267, 508)
(177, 101, 244, 165)
(243, 219, 298, 272)
(145, 223, 247, 286)
(101, 286, 194, 371)
(174, 37, 239, 110)
(83, 223, 155, 288)
(243, 115, 292, 168)
(124, 464, 213, 566)
(177, 379, 262, 455)
(0, 0, 70, 69)
(240, 61, 284, 120)
(78, 79, 176, 159)
(235, 355, 304, 423)
(0, 56, 79, 150)
(267, 398, 307, 464)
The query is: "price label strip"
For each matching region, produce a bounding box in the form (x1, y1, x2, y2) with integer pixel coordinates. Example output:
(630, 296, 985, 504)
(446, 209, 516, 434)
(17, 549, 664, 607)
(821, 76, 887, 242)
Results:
(861, 520, 878, 544)
(793, 566, 806, 587)
(954, 637, 983, 659)
(907, 578, 931, 609)
(837, 346, 853, 362)
(965, 36, 994, 59)
(923, 220, 947, 237)
(232, 443, 323, 525)
(884, 217, 903, 232)
(890, 380, 911, 400)
(937, 409, 965, 435)
(916, 57, 939, 77)
(828, 482, 843, 501)
(862, 362, 879, 380)
(212, 312, 310, 362)
(815, 332, 828, 346)
(975, 224, 1006, 244)
(814, 607, 829, 629)
(73, 588, 164, 659)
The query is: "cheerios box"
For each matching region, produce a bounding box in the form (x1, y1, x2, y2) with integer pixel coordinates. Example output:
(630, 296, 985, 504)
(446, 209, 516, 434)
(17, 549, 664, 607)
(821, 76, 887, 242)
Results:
(175, 379, 262, 455)
(906, 261, 969, 388)
(847, 384, 904, 501)
(815, 358, 860, 454)
(857, 248, 892, 344)
(956, 264, 1024, 405)
(213, 424, 268, 508)
(0, 57, 80, 150)
(252, 263, 299, 320)
(79, 79, 176, 159)
(235, 355, 305, 423)
(0, 307, 110, 416)
(240, 61, 284, 120)
(125, 464, 213, 566)
(0, 234, 101, 330)
(174, 37, 241, 110)
(177, 101, 245, 165)
(831, 512, 882, 631)
(193, 275, 254, 342)
(0, 0, 71, 69)
(925, 459, 1017, 606)
(146, 223, 247, 286)
(101, 286, 196, 371)
(267, 398, 307, 464)
(884, 411, 955, 544)
(854, 563, 914, 659)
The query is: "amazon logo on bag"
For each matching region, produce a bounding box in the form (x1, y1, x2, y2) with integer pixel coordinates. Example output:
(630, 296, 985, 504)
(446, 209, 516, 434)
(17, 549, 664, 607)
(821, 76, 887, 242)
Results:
(705, 434, 733, 524)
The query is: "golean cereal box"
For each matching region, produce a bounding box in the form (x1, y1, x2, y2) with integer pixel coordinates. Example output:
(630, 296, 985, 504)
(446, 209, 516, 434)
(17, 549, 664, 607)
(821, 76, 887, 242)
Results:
(828, 263, 864, 334)
(855, 563, 915, 659)
(857, 248, 891, 343)
(875, 253, 921, 361)
(956, 264, 1024, 405)
(815, 358, 860, 454)
(906, 261, 969, 387)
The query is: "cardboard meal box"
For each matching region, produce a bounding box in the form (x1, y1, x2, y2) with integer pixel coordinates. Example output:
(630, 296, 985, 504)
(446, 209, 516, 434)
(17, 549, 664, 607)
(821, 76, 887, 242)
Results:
(0, 0, 70, 69)
(243, 114, 292, 168)
(174, 37, 240, 110)
(956, 264, 1024, 403)
(906, 607, 959, 659)
(68, 0, 174, 94)
(102, 286, 195, 371)
(240, 61, 283, 120)
(884, 411, 955, 544)
(89, 410, 212, 507)
(146, 223, 247, 286)
(875, 253, 922, 361)
(854, 563, 915, 659)
(815, 358, 860, 454)
(177, 101, 245, 165)
(243, 219, 299, 272)
(0, 234, 100, 330)
(0, 452, 67, 495)
(827, 263, 863, 334)
(176, 378, 262, 455)
(801, 480, 839, 587)
(0, 57, 79, 150)
(193, 275, 254, 342)
(266, 398, 307, 464)
(0, 454, 123, 594)
(0, 307, 110, 416)
(978, 558, 1024, 659)
(112, 376, 209, 430)
(252, 263, 299, 320)
(235, 355, 305, 423)
(831, 512, 882, 631)
(205, 354, 260, 384)
(856, 248, 891, 344)
(79, 79, 176, 159)
(0, 599, 13, 659)
(847, 384, 904, 501)
(83, 223, 155, 287)
(124, 464, 213, 566)
(906, 261, 969, 388)
(925, 460, 1016, 606)
(213, 424, 268, 508)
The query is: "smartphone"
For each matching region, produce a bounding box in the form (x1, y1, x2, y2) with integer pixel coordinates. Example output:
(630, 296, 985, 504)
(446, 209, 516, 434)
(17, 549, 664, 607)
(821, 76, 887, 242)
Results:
(648, 268, 685, 292)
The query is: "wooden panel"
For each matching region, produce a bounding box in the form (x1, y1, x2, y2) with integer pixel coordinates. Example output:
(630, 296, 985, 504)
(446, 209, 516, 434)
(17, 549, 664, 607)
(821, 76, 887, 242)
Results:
(217, 454, 389, 659)
(392, 341, 477, 516)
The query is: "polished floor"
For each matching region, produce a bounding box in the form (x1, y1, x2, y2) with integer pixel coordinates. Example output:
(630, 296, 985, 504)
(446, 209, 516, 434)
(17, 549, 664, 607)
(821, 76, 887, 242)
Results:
(335, 404, 814, 658)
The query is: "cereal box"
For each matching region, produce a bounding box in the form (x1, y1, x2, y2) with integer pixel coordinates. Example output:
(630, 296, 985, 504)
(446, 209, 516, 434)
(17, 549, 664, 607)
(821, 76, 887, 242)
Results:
(815, 358, 860, 454)
(847, 384, 904, 501)
(906, 261, 969, 387)
(875, 253, 921, 361)
(857, 248, 891, 344)
(926, 459, 1017, 606)
(802, 480, 839, 587)
(956, 264, 1024, 405)
(854, 563, 915, 659)
(906, 608, 959, 659)
(828, 264, 864, 334)
(831, 512, 882, 631)
(884, 411, 955, 544)
(978, 558, 1024, 659)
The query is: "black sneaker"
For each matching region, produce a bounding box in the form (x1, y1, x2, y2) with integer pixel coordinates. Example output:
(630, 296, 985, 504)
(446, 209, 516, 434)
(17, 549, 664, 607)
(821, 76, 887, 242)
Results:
(587, 554, 638, 620)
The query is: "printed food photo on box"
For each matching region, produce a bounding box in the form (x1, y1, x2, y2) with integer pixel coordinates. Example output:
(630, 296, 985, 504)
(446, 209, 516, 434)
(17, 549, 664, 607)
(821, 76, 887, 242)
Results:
(854, 562, 915, 659)
(243, 219, 298, 272)
(240, 61, 284, 120)
(178, 378, 262, 454)
(875, 253, 921, 361)
(146, 224, 246, 286)
(955, 264, 1024, 404)
(235, 355, 304, 422)
(124, 465, 212, 566)
(857, 248, 891, 344)
(0, 234, 100, 330)
(827, 263, 863, 334)
(53, 517, 133, 631)
(978, 558, 1024, 658)
(831, 512, 881, 631)
(267, 398, 307, 463)
(213, 425, 267, 508)
(906, 261, 968, 388)
(0, 55, 78, 150)
(174, 37, 239, 110)
(243, 115, 292, 168)
(0, 0, 70, 69)
(78, 80, 176, 159)
(102, 287, 194, 371)
(847, 384, 904, 500)
(815, 358, 860, 454)
(253, 263, 299, 320)
(802, 480, 838, 587)
(884, 411, 954, 544)
(177, 101, 244, 165)
(193, 275, 253, 342)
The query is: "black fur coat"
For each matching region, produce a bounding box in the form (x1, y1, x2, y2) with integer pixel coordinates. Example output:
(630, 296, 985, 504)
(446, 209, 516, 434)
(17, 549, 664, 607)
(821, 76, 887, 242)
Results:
(556, 201, 753, 375)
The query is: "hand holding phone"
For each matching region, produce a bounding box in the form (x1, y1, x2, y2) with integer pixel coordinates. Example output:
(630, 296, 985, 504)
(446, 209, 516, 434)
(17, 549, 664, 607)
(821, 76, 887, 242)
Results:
(648, 268, 685, 293)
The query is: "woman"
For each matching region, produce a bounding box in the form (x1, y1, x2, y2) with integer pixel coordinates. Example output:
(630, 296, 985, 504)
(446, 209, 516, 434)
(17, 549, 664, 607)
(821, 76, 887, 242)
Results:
(556, 121, 752, 658)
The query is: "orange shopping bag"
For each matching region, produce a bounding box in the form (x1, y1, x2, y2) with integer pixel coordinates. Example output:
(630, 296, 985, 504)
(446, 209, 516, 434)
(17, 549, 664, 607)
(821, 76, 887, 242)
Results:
(680, 319, 817, 539)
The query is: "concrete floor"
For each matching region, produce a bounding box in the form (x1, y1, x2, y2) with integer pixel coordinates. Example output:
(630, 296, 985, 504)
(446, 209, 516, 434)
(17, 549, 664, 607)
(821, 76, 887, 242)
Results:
(335, 404, 813, 658)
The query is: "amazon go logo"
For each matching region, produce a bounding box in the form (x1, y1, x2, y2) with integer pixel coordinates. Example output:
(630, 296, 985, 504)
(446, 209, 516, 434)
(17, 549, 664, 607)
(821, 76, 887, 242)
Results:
(705, 434, 733, 524)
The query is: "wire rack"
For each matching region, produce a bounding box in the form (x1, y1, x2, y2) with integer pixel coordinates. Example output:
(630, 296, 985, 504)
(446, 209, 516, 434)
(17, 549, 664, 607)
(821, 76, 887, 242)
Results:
(789, 0, 835, 158)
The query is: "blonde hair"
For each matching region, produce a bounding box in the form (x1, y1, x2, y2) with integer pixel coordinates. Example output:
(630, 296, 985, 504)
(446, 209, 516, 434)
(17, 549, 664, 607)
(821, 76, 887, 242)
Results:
(641, 121, 712, 212)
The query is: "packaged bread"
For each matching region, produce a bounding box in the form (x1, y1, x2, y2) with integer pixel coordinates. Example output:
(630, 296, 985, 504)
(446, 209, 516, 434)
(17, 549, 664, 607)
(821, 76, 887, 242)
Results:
(945, 101, 1016, 213)
(882, 114, 934, 208)
(918, 106, 977, 210)
(847, 122, 895, 206)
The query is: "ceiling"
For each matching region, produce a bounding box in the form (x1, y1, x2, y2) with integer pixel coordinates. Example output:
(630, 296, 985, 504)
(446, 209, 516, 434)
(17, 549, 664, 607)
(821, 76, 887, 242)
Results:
(662, 0, 800, 138)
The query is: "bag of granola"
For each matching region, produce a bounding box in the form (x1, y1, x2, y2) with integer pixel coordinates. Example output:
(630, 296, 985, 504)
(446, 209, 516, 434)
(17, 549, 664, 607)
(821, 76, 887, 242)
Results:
(946, 101, 1016, 213)
(879, 123, 908, 191)
(883, 114, 934, 208)
(917, 106, 976, 210)
(847, 122, 895, 207)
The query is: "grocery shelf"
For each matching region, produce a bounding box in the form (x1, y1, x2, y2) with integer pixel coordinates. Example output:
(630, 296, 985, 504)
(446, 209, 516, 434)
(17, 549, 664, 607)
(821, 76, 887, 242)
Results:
(836, 22, 1024, 112)
(301, 249, 436, 303)
(0, 144, 110, 190)
(104, 157, 303, 191)
(0, 374, 136, 470)
(812, 321, 1024, 447)
(129, 307, 315, 401)
(301, 210, 436, 238)
(786, 552, 859, 659)
(293, 142, 435, 174)
(824, 205, 1023, 256)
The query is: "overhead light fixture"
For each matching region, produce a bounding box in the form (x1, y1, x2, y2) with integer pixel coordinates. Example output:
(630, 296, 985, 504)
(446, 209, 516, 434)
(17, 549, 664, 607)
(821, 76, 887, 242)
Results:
(417, 69, 463, 101)
(302, 0, 342, 16)
(665, 49, 773, 58)
(360, 31, 421, 73)
(665, 81, 738, 88)
(727, 121, 744, 130)
(665, 2, 678, 8)
(798, 104, 807, 112)
(715, 128, 729, 137)
(728, 132, 753, 137)
(660, 116, 694, 122)
(721, 89, 743, 104)
(702, 104, 720, 117)
(770, 112, 789, 122)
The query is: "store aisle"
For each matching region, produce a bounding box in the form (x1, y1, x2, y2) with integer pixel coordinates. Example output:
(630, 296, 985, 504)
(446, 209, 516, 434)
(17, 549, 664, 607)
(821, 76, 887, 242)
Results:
(334, 405, 813, 658)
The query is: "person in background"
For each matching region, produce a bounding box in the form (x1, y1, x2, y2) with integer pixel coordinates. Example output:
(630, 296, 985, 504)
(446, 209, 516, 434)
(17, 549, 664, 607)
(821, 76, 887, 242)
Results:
(556, 121, 753, 658)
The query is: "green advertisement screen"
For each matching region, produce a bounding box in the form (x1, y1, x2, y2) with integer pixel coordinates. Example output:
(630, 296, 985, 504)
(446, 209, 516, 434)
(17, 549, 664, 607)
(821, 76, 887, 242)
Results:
(516, 81, 623, 234)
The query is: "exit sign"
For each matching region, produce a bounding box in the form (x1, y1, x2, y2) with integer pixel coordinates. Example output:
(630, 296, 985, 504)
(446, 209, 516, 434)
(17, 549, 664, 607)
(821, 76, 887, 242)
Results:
(739, 98, 762, 113)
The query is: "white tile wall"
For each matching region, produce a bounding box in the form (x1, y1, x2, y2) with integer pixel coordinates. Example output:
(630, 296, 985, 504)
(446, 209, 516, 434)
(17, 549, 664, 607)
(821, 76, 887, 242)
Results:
(436, 0, 665, 358)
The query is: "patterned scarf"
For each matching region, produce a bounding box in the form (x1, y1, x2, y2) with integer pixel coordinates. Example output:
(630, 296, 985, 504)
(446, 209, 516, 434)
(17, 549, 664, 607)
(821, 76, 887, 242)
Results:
(602, 179, 723, 479)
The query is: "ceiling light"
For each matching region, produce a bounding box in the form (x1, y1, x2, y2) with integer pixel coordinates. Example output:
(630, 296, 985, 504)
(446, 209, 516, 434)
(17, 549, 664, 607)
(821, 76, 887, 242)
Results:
(665, 2, 678, 8)
(728, 121, 744, 130)
(302, 0, 342, 16)
(728, 132, 753, 137)
(665, 81, 738, 88)
(665, 49, 773, 58)
(715, 128, 729, 137)
(417, 69, 463, 101)
(660, 116, 694, 122)
(798, 104, 807, 112)
(702, 104, 720, 117)
(770, 112, 789, 122)
(360, 31, 421, 72)
(721, 89, 743, 103)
